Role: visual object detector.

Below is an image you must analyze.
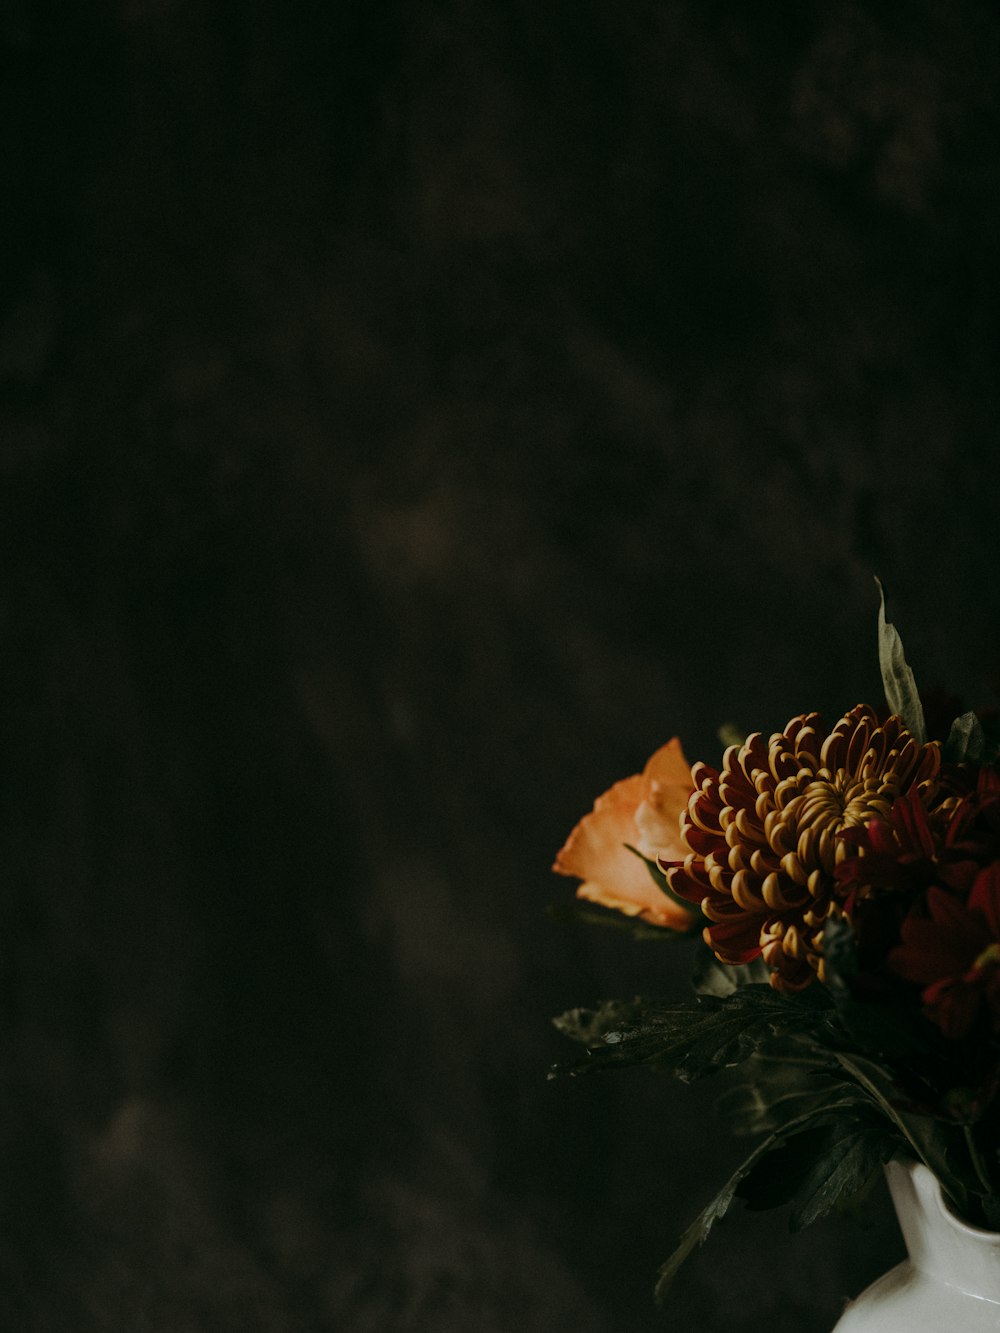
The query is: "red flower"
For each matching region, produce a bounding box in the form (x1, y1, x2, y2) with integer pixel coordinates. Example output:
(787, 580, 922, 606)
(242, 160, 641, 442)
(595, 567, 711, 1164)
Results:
(836, 766, 1000, 975)
(939, 766, 1000, 892)
(889, 865, 1000, 1039)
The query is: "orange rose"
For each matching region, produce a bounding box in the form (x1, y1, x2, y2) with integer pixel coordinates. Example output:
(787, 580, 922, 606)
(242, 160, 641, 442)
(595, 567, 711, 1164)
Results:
(553, 739, 695, 929)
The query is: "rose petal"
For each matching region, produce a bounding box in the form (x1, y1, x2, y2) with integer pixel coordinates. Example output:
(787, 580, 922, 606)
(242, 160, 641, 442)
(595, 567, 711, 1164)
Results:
(576, 876, 691, 929)
(634, 739, 694, 862)
(553, 774, 646, 883)
(553, 741, 694, 930)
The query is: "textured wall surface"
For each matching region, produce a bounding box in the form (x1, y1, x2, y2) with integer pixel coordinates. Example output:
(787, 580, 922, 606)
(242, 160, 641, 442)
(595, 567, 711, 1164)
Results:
(3, 2, 1000, 1329)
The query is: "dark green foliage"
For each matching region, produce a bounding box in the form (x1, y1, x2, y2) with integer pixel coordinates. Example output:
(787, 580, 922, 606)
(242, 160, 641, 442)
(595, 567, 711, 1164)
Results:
(737, 1114, 900, 1231)
(551, 998, 647, 1051)
(875, 578, 926, 742)
(945, 710, 988, 762)
(944, 710, 1000, 764)
(716, 1047, 859, 1138)
(691, 947, 771, 997)
(546, 900, 697, 941)
(653, 1098, 894, 1305)
(550, 985, 834, 1082)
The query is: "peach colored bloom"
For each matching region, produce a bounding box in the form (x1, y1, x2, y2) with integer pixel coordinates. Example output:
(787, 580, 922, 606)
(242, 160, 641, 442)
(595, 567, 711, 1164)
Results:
(553, 740, 695, 929)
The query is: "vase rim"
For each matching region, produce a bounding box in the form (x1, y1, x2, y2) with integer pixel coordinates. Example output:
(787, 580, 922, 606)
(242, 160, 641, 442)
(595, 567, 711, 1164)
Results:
(905, 1157, 1000, 1243)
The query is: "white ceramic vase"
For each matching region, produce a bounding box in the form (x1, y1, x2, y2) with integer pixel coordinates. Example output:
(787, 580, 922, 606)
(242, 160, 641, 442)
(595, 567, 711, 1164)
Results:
(833, 1156, 1000, 1331)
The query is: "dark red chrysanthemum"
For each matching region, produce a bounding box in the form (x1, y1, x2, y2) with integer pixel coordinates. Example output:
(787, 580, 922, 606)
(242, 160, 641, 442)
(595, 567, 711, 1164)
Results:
(889, 865, 1000, 1039)
(663, 705, 942, 991)
(836, 765, 1000, 970)
(937, 765, 1000, 890)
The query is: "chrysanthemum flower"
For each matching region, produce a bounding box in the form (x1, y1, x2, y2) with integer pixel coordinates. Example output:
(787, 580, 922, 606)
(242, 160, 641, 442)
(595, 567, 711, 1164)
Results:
(835, 765, 1000, 967)
(938, 765, 1000, 885)
(889, 866, 1000, 1039)
(664, 705, 942, 991)
(834, 765, 1000, 1036)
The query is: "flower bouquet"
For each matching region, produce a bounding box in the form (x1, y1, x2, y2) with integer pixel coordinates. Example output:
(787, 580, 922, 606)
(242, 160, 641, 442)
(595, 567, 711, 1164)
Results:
(550, 583, 1000, 1311)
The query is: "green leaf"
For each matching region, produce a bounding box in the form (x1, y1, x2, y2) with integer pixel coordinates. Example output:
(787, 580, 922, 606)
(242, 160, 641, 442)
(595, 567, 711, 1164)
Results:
(551, 998, 645, 1051)
(737, 1123, 842, 1210)
(833, 1051, 981, 1225)
(980, 1193, 1000, 1231)
(691, 946, 771, 997)
(716, 1048, 852, 1137)
(623, 843, 700, 918)
(875, 577, 926, 743)
(791, 1118, 900, 1229)
(944, 710, 987, 763)
(550, 986, 834, 1084)
(759, 1120, 897, 1227)
(546, 901, 697, 942)
(738, 1113, 899, 1230)
(654, 1099, 866, 1305)
(819, 914, 857, 1002)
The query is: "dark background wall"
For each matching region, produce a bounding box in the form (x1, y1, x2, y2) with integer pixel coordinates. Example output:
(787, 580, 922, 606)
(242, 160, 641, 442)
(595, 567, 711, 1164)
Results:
(2, 2, 999, 1329)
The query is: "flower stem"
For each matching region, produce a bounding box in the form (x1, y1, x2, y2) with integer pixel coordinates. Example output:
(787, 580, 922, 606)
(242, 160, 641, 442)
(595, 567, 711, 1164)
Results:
(964, 1123, 994, 1199)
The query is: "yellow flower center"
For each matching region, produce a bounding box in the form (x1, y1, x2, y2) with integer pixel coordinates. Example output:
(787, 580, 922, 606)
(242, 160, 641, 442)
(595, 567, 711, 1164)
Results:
(764, 768, 900, 884)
